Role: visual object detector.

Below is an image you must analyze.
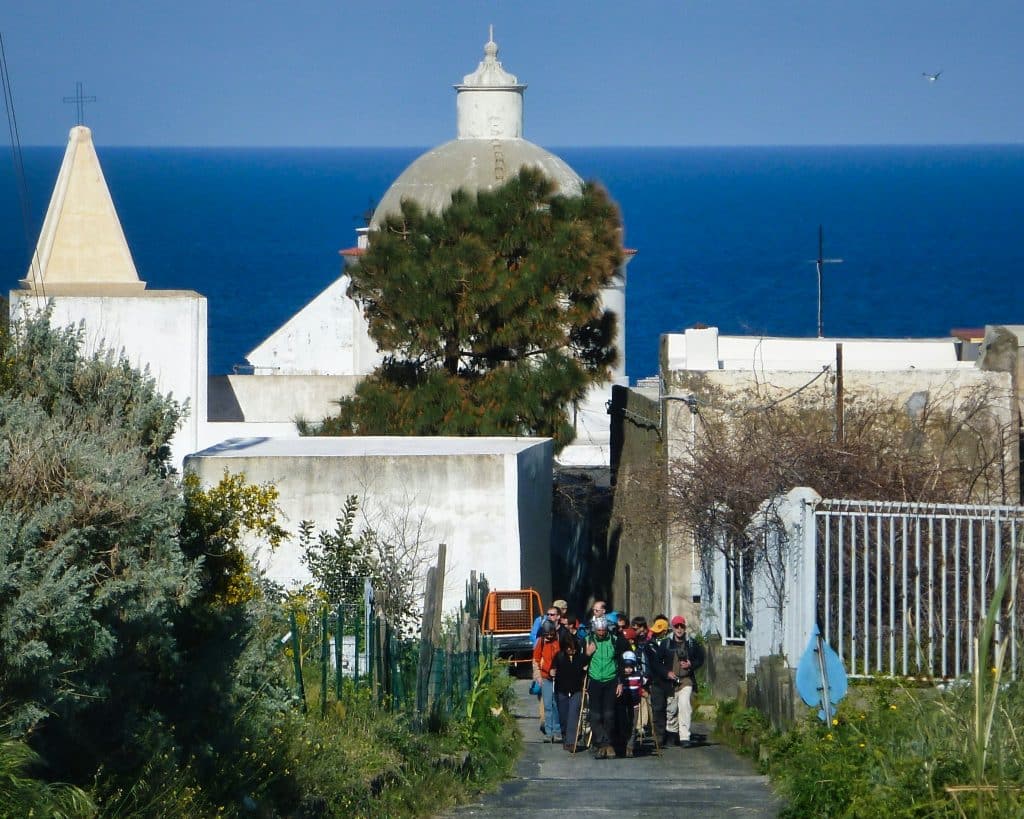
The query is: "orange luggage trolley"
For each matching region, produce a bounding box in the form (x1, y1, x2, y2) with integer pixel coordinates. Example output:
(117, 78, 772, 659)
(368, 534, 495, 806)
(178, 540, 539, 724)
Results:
(480, 589, 544, 670)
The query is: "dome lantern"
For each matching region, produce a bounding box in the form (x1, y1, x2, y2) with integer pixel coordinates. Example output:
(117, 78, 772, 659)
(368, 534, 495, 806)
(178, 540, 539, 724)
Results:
(454, 27, 526, 140)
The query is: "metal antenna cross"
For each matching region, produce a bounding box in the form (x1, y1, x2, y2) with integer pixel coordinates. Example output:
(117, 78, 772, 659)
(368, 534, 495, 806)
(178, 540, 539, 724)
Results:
(62, 81, 97, 125)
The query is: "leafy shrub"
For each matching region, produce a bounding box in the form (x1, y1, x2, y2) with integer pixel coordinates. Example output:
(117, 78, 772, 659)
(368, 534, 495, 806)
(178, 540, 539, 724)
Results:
(718, 679, 1024, 817)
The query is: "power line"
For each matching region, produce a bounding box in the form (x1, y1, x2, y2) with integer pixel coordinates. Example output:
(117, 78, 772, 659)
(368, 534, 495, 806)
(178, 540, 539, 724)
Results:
(0, 31, 45, 302)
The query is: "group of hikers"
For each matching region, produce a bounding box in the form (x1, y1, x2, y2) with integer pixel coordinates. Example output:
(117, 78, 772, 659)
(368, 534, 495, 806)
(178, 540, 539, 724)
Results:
(530, 598, 705, 759)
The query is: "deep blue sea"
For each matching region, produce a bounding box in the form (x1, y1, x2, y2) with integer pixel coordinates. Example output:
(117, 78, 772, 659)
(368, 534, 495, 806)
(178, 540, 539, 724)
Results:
(3, 145, 1022, 380)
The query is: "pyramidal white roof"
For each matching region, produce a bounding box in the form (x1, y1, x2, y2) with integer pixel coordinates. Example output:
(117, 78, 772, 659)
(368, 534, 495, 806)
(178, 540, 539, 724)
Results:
(21, 125, 144, 293)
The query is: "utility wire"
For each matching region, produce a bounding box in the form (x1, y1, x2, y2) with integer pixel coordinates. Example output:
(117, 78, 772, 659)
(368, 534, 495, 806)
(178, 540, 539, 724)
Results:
(742, 365, 832, 415)
(0, 31, 45, 303)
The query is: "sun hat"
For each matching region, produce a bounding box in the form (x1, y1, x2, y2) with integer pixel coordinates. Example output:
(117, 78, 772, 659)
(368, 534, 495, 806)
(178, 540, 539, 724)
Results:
(650, 617, 669, 636)
(671, 615, 686, 627)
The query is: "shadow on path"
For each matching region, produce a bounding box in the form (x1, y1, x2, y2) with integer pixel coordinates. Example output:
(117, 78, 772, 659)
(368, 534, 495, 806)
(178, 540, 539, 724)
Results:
(442, 679, 783, 818)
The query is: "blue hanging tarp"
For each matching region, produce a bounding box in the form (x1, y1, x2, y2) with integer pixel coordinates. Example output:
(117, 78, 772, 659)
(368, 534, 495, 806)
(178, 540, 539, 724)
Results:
(795, 623, 848, 723)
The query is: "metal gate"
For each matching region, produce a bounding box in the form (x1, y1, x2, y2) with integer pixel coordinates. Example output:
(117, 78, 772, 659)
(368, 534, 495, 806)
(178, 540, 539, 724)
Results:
(815, 500, 1024, 679)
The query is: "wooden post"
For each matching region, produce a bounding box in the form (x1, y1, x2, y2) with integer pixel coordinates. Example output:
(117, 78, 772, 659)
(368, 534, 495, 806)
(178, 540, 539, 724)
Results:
(417, 565, 438, 715)
(432, 543, 447, 645)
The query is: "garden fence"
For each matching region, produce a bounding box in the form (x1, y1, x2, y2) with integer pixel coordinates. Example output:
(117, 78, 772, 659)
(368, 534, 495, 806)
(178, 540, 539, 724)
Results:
(282, 550, 495, 727)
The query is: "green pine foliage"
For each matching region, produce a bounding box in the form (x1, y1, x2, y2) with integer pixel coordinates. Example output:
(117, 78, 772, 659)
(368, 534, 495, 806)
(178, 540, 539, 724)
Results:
(320, 166, 623, 449)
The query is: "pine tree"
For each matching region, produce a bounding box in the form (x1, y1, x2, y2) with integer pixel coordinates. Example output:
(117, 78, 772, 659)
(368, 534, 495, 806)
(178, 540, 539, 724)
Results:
(320, 166, 623, 449)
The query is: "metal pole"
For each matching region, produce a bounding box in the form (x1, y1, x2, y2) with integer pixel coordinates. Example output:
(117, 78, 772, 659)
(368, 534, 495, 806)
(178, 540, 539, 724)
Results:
(289, 609, 307, 713)
(320, 607, 329, 717)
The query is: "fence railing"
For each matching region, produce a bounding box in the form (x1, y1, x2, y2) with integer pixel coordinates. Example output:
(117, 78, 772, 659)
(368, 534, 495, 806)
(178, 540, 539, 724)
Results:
(283, 552, 495, 725)
(816, 499, 1023, 679)
(734, 488, 1024, 681)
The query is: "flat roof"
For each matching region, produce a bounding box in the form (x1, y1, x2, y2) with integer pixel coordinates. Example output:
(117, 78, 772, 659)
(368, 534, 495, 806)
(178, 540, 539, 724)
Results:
(187, 435, 551, 460)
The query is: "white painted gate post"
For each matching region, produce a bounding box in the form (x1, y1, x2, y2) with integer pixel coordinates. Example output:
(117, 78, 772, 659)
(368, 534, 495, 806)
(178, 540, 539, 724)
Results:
(782, 487, 822, 668)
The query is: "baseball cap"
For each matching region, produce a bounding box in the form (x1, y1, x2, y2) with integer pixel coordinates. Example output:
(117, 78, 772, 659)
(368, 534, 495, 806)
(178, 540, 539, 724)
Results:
(552, 599, 568, 611)
(650, 617, 669, 636)
(671, 615, 686, 627)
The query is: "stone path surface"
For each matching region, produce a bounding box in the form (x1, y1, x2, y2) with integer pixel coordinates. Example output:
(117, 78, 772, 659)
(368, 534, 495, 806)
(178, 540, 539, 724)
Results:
(442, 680, 783, 818)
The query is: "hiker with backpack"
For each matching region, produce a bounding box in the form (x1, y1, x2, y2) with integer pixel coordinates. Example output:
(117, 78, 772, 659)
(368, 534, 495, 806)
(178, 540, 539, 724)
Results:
(584, 616, 626, 759)
(660, 615, 705, 747)
(533, 619, 563, 742)
(550, 631, 588, 752)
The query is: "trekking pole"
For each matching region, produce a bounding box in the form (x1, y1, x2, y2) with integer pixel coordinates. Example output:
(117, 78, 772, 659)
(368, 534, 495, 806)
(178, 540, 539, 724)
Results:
(643, 696, 661, 755)
(573, 675, 590, 754)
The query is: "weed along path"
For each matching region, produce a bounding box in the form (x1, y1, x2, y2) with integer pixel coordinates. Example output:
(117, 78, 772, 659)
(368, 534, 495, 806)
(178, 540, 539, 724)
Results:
(442, 680, 782, 818)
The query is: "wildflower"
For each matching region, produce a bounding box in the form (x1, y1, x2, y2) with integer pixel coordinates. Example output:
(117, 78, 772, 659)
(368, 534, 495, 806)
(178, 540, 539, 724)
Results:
(859, 742, 866, 748)
(825, 733, 834, 741)
(831, 718, 839, 726)
(889, 704, 897, 711)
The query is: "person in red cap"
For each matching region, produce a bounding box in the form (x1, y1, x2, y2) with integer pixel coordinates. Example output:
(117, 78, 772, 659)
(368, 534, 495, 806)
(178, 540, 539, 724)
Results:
(659, 615, 705, 747)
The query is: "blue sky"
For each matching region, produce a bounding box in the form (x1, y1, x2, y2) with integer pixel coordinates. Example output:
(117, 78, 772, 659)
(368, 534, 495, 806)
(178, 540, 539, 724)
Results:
(3, 1, 1021, 147)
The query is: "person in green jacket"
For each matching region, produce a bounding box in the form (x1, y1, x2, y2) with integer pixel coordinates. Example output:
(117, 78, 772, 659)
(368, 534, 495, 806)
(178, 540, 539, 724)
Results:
(585, 617, 626, 758)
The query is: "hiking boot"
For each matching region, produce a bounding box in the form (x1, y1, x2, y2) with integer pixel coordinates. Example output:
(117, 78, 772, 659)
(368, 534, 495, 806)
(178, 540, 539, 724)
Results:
(625, 745, 634, 758)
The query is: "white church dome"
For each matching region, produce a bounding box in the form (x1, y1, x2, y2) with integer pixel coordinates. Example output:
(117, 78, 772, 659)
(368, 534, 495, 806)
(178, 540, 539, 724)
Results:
(371, 31, 582, 229)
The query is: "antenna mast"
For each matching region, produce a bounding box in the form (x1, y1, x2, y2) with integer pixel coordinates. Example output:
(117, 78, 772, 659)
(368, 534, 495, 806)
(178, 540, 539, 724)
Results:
(814, 225, 843, 337)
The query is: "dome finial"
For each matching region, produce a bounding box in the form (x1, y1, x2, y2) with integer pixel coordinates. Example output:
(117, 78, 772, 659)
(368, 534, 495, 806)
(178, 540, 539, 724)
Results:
(459, 27, 521, 88)
(484, 25, 498, 61)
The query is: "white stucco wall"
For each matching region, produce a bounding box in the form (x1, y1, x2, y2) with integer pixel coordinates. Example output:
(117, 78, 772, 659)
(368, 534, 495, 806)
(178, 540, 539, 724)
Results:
(10, 290, 207, 471)
(455, 90, 524, 139)
(245, 275, 383, 376)
(184, 436, 553, 613)
(208, 374, 361, 422)
(664, 327, 969, 373)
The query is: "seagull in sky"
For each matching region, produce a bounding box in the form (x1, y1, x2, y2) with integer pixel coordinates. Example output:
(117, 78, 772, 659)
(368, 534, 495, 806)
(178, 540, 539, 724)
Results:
(922, 70, 942, 82)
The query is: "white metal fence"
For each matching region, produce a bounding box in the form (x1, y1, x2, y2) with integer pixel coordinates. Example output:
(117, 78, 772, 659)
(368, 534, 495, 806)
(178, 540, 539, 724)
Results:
(817, 499, 1023, 679)
(712, 488, 1024, 680)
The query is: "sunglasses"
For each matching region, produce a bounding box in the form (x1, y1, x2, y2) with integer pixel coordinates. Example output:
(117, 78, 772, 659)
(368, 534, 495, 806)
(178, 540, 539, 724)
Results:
(673, 624, 686, 629)
(547, 611, 559, 617)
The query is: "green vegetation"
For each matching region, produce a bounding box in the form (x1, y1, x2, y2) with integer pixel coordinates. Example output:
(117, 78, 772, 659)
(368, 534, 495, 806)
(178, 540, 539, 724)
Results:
(718, 675, 1024, 817)
(314, 166, 623, 450)
(715, 561, 1023, 817)
(0, 314, 519, 817)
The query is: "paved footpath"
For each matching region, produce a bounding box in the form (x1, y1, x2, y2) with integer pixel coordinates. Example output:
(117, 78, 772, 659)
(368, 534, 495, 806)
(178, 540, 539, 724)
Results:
(443, 680, 783, 818)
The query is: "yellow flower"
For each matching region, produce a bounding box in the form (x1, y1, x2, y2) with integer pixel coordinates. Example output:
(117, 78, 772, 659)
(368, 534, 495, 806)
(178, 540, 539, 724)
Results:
(859, 742, 866, 748)
(825, 733, 834, 741)
(889, 704, 897, 711)
(831, 718, 839, 726)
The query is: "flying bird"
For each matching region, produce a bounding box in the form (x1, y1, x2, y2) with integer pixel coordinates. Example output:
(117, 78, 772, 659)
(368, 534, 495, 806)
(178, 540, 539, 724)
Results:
(922, 71, 942, 82)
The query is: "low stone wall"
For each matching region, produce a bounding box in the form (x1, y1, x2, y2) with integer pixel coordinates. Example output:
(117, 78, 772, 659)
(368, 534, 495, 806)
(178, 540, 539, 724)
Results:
(746, 655, 797, 732)
(704, 637, 746, 701)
